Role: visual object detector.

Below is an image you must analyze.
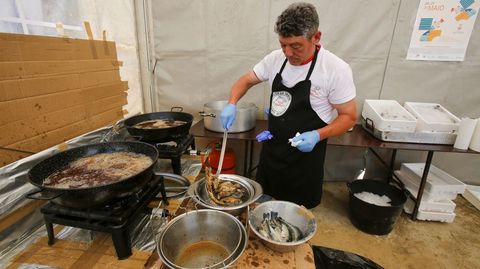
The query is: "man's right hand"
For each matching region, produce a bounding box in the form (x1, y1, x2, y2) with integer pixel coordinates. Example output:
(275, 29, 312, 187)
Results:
(220, 104, 236, 130)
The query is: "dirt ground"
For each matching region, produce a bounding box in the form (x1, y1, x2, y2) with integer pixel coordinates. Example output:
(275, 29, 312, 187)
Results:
(309, 182, 480, 269)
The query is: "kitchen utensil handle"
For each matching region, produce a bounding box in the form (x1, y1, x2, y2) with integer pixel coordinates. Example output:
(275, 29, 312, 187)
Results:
(216, 129, 228, 176)
(198, 112, 216, 118)
(26, 189, 64, 200)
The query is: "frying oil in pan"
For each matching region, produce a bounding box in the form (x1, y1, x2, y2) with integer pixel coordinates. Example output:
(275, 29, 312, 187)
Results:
(175, 240, 229, 268)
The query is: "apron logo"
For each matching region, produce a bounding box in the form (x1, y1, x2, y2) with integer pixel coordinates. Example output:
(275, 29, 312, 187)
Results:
(271, 91, 292, 117)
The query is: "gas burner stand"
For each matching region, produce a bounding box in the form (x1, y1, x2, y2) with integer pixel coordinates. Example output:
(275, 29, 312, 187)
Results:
(40, 175, 167, 259)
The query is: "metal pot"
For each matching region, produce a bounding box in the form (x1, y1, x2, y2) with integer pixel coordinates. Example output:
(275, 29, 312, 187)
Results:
(200, 101, 257, 133)
(157, 209, 247, 269)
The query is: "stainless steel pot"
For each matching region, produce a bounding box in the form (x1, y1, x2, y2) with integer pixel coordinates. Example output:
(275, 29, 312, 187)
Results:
(200, 100, 257, 133)
(157, 209, 247, 269)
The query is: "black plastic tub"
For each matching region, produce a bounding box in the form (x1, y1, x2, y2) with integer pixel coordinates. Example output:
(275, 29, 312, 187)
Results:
(347, 179, 407, 235)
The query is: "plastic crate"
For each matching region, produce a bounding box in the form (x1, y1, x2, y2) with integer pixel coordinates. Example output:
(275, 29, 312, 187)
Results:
(462, 185, 480, 211)
(409, 209, 456, 223)
(404, 102, 460, 133)
(394, 170, 457, 201)
(403, 196, 456, 214)
(400, 163, 466, 196)
(361, 99, 417, 132)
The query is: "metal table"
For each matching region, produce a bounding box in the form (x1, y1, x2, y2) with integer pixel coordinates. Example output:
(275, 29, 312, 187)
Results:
(190, 120, 479, 220)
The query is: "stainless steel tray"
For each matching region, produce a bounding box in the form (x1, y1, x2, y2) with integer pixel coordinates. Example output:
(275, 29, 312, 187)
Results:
(362, 118, 456, 145)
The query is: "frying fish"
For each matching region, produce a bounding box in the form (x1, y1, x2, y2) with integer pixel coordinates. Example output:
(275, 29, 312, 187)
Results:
(205, 166, 245, 206)
(257, 211, 303, 243)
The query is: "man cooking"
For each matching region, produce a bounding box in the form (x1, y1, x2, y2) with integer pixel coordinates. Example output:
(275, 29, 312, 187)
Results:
(220, 2, 357, 209)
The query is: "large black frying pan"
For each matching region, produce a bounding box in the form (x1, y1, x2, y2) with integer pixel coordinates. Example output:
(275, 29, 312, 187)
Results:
(27, 141, 159, 208)
(124, 107, 193, 142)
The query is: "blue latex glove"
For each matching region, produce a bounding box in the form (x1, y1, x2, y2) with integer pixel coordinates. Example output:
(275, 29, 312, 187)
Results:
(256, 130, 273, 142)
(290, 130, 320, 152)
(220, 104, 236, 130)
(264, 107, 270, 119)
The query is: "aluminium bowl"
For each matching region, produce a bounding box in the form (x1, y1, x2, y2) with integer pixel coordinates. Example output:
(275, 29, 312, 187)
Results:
(187, 174, 263, 216)
(248, 200, 317, 253)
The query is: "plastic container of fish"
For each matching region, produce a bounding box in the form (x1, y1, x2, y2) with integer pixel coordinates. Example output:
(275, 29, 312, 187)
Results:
(248, 200, 317, 253)
(400, 163, 466, 196)
(404, 102, 460, 133)
(361, 99, 417, 132)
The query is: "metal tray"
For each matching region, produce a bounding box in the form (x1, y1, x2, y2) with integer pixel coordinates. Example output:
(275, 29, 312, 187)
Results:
(362, 118, 456, 145)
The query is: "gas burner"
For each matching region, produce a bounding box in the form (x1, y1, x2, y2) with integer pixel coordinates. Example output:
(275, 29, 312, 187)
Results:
(148, 134, 195, 175)
(40, 175, 167, 259)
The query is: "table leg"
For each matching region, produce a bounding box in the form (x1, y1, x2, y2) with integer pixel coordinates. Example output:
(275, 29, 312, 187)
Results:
(248, 141, 254, 178)
(387, 149, 397, 183)
(243, 141, 249, 176)
(412, 151, 434, 220)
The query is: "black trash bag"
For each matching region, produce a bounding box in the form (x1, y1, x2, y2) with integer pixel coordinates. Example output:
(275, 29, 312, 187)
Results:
(313, 245, 384, 269)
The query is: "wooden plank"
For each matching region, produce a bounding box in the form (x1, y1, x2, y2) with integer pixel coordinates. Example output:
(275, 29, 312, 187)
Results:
(0, 33, 117, 62)
(0, 200, 44, 233)
(6, 107, 123, 152)
(0, 93, 126, 146)
(0, 40, 21, 62)
(79, 70, 121, 89)
(0, 82, 126, 126)
(0, 107, 122, 166)
(0, 74, 80, 102)
(0, 59, 121, 81)
(8, 236, 151, 269)
(0, 149, 32, 167)
(0, 69, 122, 102)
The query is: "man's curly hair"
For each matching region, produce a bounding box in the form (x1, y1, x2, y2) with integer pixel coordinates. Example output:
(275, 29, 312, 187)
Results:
(275, 2, 319, 39)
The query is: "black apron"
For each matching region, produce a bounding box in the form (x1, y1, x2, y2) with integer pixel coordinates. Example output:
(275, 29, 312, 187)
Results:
(256, 47, 328, 209)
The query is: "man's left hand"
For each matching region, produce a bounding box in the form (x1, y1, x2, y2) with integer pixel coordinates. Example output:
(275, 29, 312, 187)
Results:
(291, 130, 320, 152)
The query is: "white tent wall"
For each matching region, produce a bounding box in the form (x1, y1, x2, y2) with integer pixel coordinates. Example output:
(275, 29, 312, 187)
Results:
(145, 0, 480, 183)
(78, 0, 144, 116)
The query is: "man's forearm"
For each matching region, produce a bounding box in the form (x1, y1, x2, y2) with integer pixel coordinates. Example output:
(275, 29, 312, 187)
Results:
(228, 71, 261, 104)
(318, 114, 356, 140)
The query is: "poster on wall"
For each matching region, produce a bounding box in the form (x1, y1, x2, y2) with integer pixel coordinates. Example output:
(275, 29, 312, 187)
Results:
(407, 0, 479, 61)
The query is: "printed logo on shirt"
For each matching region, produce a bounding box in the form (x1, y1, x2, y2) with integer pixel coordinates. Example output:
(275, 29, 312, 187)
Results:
(271, 91, 292, 117)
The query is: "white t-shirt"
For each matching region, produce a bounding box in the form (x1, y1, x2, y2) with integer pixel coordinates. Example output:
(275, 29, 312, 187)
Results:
(253, 46, 356, 123)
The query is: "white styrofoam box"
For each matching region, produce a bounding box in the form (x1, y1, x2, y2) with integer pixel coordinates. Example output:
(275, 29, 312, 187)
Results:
(462, 185, 480, 211)
(409, 209, 456, 223)
(403, 196, 456, 214)
(394, 170, 457, 201)
(362, 99, 417, 132)
(404, 102, 460, 133)
(400, 163, 466, 196)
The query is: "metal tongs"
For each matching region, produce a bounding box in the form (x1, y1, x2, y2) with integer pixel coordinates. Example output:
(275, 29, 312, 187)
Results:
(216, 129, 228, 176)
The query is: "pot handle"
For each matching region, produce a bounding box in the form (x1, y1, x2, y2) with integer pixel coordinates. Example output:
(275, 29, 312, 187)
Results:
(198, 112, 216, 118)
(26, 188, 65, 200)
(170, 106, 184, 112)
